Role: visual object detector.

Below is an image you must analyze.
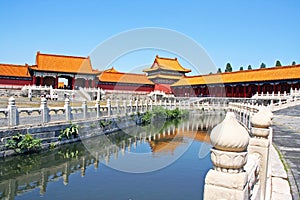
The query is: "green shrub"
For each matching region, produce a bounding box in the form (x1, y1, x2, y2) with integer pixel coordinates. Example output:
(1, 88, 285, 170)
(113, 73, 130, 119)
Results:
(5, 133, 41, 154)
(58, 123, 79, 141)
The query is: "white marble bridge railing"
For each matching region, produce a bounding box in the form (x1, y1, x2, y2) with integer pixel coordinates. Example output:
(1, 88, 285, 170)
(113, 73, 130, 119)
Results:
(0, 97, 206, 128)
(204, 103, 274, 200)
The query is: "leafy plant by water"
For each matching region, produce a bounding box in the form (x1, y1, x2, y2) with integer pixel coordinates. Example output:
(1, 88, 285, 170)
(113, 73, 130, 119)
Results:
(99, 120, 112, 128)
(58, 123, 79, 141)
(5, 133, 42, 154)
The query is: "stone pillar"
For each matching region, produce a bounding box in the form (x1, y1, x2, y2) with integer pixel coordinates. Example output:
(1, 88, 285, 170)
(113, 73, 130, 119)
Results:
(123, 100, 127, 114)
(204, 112, 250, 200)
(40, 97, 49, 123)
(116, 99, 119, 115)
(95, 99, 100, 119)
(96, 87, 101, 101)
(248, 108, 272, 200)
(107, 98, 111, 117)
(82, 100, 87, 119)
(129, 99, 133, 114)
(149, 100, 153, 111)
(135, 100, 138, 113)
(64, 97, 71, 121)
(8, 97, 19, 126)
(145, 100, 148, 111)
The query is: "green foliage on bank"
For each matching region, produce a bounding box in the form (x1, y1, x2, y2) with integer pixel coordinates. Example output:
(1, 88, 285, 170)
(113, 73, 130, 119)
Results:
(141, 106, 188, 125)
(5, 133, 42, 154)
(58, 123, 79, 141)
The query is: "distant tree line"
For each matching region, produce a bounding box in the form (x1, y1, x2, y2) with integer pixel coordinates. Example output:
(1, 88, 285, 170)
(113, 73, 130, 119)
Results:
(215, 60, 297, 73)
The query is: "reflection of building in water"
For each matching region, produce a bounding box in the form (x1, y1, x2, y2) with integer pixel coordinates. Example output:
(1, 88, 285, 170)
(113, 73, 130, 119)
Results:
(0, 114, 223, 199)
(147, 114, 223, 154)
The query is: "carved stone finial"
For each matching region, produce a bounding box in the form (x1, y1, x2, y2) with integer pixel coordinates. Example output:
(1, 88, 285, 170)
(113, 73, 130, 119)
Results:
(210, 112, 249, 152)
(251, 108, 272, 128)
(8, 96, 15, 106)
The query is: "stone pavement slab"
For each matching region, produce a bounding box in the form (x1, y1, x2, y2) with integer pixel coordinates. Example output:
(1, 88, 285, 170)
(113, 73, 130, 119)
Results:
(272, 105, 300, 200)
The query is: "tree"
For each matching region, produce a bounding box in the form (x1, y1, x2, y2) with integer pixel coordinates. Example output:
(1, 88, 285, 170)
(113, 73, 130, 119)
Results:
(217, 68, 222, 73)
(275, 60, 282, 67)
(247, 65, 252, 70)
(260, 63, 266, 68)
(209, 72, 213, 74)
(239, 66, 244, 71)
(225, 63, 232, 72)
(292, 61, 296, 65)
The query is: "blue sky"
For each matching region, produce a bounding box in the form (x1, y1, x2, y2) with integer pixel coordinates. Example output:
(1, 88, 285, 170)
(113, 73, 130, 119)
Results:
(1, 0, 300, 75)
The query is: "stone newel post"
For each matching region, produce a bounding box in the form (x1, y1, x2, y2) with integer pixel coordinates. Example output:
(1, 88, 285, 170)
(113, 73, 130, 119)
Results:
(107, 98, 111, 117)
(64, 97, 71, 121)
(248, 108, 272, 200)
(204, 112, 250, 200)
(8, 97, 19, 126)
(40, 97, 49, 123)
(82, 100, 87, 119)
(95, 99, 100, 119)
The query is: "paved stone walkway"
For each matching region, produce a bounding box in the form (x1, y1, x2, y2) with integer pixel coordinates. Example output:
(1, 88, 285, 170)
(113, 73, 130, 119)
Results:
(272, 105, 300, 200)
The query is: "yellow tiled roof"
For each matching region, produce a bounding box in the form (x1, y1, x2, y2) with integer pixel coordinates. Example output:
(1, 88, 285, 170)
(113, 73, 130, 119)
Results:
(35, 52, 99, 74)
(99, 69, 154, 85)
(172, 65, 300, 86)
(0, 64, 31, 77)
(143, 55, 191, 73)
(147, 74, 182, 80)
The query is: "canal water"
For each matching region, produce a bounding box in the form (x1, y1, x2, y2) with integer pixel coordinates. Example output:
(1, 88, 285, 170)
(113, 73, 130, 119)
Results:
(0, 112, 224, 200)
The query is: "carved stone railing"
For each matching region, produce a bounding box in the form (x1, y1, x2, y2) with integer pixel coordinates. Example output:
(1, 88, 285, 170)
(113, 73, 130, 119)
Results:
(0, 97, 198, 128)
(204, 104, 274, 200)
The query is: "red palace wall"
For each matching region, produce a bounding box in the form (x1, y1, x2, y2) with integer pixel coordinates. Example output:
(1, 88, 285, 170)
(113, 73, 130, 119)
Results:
(0, 77, 32, 86)
(98, 83, 154, 93)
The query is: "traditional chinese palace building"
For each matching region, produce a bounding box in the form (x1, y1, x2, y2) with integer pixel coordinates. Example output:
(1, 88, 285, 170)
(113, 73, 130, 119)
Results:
(171, 65, 300, 98)
(98, 67, 154, 93)
(30, 52, 100, 89)
(143, 55, 191, 94)
(0, 51, 300, 98)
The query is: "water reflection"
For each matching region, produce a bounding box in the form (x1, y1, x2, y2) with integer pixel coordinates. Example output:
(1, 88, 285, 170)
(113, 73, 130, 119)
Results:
(0, 112, 224, 200)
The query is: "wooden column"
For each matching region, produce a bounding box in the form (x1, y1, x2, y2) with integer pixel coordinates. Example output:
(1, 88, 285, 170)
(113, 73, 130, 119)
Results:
(72, 77, 75, 89)
(54, 76, 58, 89)
(243, 85, 246, 98)
(32, 76, 37, 85)
(85, 80, 89, 88)
(40, 76, 44, 86)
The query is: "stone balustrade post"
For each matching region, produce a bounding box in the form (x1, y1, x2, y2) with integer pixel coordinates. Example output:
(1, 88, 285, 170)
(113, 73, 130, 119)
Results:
(204, 112, 250, 200)
(129, 99, 133, 114)
(95, 100, 101, 119)
(116, 99, 119, 115)
(173, 100, 176, 110)
(164, 100, 167, 109)
(140, 100, 143, 113)
(123, 100, 127, 114)
(96, 88, 101, 101)
(64, 97, 71, 121)
(8, 97, 19, 126)
(107, 98, 111, 117)
(149, 100, 153, 111)
(82, 100, 87, 119)
(40, 97, 49, 123)
(145, 100, 148, 111)
(248, 108, 273, 200)
(135, 100, 138, 113)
